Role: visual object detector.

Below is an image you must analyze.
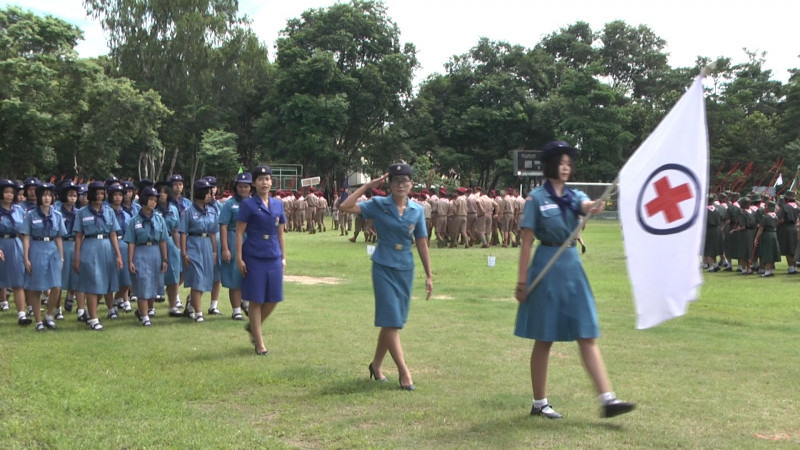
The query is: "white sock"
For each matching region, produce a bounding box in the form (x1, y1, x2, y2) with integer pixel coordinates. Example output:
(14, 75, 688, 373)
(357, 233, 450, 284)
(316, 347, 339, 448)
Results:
(88, 318, 99, 326)
(210, 300, 218, 309)
(18, 311, 25, 319)
(175, 293, 182, 303)
(186, 305, 195, 313)
(76, 308, 85, 317)
(533, 398, 548, 408)
(599, 392, 616, 405)
(233, 307, 242, 314)
(45, 314, 53, 322)
(0, 301, 8, 307)
(110, 307, 118, 314)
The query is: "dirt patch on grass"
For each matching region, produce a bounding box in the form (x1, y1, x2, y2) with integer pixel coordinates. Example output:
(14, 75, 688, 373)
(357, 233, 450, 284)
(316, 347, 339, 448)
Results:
(285, 275, 343, 285)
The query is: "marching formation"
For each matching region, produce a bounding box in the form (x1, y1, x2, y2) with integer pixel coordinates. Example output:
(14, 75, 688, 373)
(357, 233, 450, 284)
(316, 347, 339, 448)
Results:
(0, 171, 278, 331)
(703, 191, 798, 277)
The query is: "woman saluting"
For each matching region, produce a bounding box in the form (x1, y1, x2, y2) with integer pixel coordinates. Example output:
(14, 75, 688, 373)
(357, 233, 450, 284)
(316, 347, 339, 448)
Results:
(339, 164, 433, 390)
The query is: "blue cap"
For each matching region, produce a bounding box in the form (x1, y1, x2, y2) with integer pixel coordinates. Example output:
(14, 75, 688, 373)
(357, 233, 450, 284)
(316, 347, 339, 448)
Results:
(137, 179, 154, 191)
(139, 187, 158, 200)
(252, 165, 272, 176)
(59, 180, 78, 193)
(0, 178, 17, 190)
(88, 181, 105, 192)
(107, 184, 125, 196)
(203, 176, 217, 186)
(193, 179, 212, 191)
(36, 182, 56, 195)
(23, 177, 42, 188)
(235, 172, 253, 184)
(388, 163, 412, 178)
(168, 174, 184, 183)
(122, 181, 135, 191)
(77, 184, 88, 195)
(105, 176, 120, 187)
(541, 141, 578, 162)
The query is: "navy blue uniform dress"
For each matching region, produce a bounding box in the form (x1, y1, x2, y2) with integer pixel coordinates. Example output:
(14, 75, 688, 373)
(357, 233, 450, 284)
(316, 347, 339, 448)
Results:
(59, 204, 80, 290)
(238, 196, 285, 304)
(74, 204, 121, 295)
(514, 186, 599, 341)
(358, 196, 427, 328)
(21, 208, 67, 291)
(124, 211, 168, 299)
(0, 204, 25, 288)
(155, 202, 181, 285)
(180, 203, 219, 292)
(219, 195, 246, 289)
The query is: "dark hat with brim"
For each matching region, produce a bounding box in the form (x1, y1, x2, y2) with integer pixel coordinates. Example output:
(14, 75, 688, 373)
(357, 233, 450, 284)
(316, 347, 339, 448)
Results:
(168, 174, 184, 183)
(203, 176, 217, 186)
(388, 163, 412, 179)
(0, 179, 17, 190)
(139, 187, 158, 200)
(541, 140, 578, 162)
(23, 177, 42, 188)
(193, 179, 212, 192)
(88, 181, 105, 192)
(235, 172, 253, 185)
(107, 184, 125, 196)
(36, 183, 56, 197)
(252, 165, 272, 177)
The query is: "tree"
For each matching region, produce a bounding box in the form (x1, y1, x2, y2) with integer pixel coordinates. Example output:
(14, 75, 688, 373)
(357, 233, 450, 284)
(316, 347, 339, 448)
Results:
(259, 0, 418, 188)
(199, 129, 240, 181)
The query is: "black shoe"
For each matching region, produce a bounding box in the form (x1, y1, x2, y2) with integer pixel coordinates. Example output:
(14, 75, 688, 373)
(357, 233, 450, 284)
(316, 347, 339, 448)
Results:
(531, 404, 562, 419)
(18, 315, 32, 326)
(399, 376, 415, 391)
(154, 295, 166, 303)
(207, 307, 222, 315)
(35, 322, 46, 332)
(168, 309, 183, 317)
(602, 400, 636, 418)
(368, 363, 388, 382)
(44, 319, 57, 330)
(64, 296, 74, 312)
(77, 311, 89, 322)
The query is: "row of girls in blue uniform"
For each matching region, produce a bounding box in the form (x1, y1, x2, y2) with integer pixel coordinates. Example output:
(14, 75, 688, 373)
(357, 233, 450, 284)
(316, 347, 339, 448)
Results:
(0, 171, 269, 330)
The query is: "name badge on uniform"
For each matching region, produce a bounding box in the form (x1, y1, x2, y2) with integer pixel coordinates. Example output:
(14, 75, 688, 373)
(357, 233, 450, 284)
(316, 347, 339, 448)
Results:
(540, 203, 559, 212)
(275, 217, 279, 227)
(408, 224, 415, 236)
(193, 214, 200, 219)
(82, 216, 93, 222)
(135, 223, 143, 229)
(32, 219, 42, 224)
(232, 205, 239, 210)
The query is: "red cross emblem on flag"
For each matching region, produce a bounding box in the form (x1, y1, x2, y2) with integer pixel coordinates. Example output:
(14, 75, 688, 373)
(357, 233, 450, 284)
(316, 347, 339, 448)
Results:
(636, 164, 701, 235)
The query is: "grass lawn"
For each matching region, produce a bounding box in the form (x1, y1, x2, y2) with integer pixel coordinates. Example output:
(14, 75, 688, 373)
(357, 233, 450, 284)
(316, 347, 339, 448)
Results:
(1, 221, 798, 448)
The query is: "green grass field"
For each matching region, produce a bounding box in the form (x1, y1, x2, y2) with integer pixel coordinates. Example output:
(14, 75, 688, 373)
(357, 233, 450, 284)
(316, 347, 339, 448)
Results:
(2, 221, 798, 448)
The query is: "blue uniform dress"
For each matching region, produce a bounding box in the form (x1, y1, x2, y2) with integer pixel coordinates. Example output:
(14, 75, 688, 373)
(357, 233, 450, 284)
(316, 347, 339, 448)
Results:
(124, 211, 168, 299)
(209, 200, 223, 283)
(59, 204, 80, 290)
(218, 195, 246, 289)
(112, 207, 133, 288)
(20, 208, 67, 291)
(358, 196, 427, 328)
(514, 186, 599, 341)
(238, 196, 285, 304)
(0, 204, 25, 288)
(180, 203, 219, 292)
(155, 202, 181, 285)
(74, 204, 121, 295)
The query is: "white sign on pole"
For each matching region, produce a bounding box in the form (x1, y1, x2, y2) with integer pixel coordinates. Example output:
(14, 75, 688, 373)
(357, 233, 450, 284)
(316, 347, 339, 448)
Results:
(301, 177, 320, 187)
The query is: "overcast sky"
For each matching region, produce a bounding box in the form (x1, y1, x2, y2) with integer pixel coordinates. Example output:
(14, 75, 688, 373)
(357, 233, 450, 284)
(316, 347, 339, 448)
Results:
(5, 0, 799, 84)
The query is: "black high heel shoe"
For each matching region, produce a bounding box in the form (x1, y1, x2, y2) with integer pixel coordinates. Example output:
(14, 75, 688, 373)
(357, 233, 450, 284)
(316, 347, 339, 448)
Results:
(399, 376, 415, 391)
(368, 363, 387, 382)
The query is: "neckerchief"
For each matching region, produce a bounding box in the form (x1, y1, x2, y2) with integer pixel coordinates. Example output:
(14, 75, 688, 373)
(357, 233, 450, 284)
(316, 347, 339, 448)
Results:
(61, 204, 76, 234)
(36, 207, 53, 237)
(139, 211, 156, 240)
(112, 206, 127, 229)
(193, 202, 207, 215)
(156, 202, 170, 217)
(0, 205, 16, 227)
(543, 180, 581, 219)
(88, 203, 107, 229)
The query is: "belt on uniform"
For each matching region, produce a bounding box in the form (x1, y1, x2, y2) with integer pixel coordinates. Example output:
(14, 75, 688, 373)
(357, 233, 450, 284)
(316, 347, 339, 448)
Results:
(261, 235, 271, 240)
(136, 241, 158, 246)
(117, 234, 124, 240)
(189, 232, 210, 237)
(32, 236, 54, 242)
(540, 240, 576, 247)
(63, 237, 75, 242)
(1, 233, 17, 238)
(85, 234, 108, 239)
(378, 242, 411, 251)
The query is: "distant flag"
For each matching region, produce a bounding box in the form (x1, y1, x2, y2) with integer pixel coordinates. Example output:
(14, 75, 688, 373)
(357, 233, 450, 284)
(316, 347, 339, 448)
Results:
(341, 176, 350, 202)
(619, 74, 709, 329)
(774, 173, 783, 187)
(237, 166, 243, 174)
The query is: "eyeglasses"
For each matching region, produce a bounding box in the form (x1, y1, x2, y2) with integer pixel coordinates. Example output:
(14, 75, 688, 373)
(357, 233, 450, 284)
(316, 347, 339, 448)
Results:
(390, 178, 412, 185)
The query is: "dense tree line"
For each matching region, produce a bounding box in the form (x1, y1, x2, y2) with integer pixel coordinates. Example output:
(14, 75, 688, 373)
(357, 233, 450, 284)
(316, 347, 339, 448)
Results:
(1, 1, 798, 193)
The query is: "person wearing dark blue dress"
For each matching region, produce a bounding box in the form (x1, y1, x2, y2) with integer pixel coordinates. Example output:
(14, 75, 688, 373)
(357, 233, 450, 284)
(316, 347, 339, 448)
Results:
(108, 184, 134, 314)
(125, 187, 169, 326)
(73, 181, 124, 331)
(339, 164, 433, 390)
(220, 172, 252, 320)
(155, 182, 183, 316)
(0, 178, 31, 325)
(20, 183, 67, 331)
(180, 179, 218, 323)
(514, 141, 634, 419)
(236, 165, 285, 355)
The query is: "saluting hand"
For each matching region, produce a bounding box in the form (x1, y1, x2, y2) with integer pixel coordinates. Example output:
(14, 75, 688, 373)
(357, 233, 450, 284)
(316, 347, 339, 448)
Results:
(366, 173, 389, 190)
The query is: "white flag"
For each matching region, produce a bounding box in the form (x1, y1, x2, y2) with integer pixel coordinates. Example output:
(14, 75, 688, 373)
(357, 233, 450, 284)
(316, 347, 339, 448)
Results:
(774, 173, 783, 187)
(619, 75, 709, 329)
